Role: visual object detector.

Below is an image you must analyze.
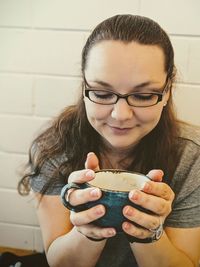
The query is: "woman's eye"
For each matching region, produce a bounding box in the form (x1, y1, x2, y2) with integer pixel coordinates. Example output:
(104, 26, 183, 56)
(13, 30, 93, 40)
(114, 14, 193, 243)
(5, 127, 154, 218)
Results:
(93, 91, 115, 99)
(132, 93, 155, 101)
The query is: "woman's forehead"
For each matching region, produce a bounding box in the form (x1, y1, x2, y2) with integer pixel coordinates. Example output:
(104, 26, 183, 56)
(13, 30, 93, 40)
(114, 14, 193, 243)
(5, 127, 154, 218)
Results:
(85, 40, 166, 87)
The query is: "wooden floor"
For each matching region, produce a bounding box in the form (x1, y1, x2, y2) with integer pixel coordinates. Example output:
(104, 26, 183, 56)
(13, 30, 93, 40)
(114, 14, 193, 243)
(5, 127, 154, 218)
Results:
(0, 247, 34, 256)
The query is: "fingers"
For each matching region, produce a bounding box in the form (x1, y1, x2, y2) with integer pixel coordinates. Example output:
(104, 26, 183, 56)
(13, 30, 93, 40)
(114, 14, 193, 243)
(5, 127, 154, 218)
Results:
(68, 169, 95, 184)
(122, 206, 163, 240)
(85, 152, 100, 171)
(122, 222, 156, 240)
(71, 206, 116, 239)
(147, 169, 164, 182)
(68, 151, 100, 184)
(142, 180, 175, 201)
(127, 184, 173, 217)
(67, 152, 101, 206)
(69, 187, 102, 206)
(76, 224, 116, 240)
(123, 205, 161, 230)
(70, 205, 105, 226)
(122, 170, 174, 240)
(67, 167, 102, 207)
(66, 152, 117, 241)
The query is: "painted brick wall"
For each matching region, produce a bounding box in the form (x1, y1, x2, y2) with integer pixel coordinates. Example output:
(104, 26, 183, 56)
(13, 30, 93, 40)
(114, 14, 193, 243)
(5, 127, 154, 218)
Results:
(0, 0, 199, 251)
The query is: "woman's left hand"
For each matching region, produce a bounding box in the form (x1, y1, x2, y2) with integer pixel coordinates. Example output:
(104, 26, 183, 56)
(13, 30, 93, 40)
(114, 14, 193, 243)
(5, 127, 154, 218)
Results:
(122, 169, 175, 240)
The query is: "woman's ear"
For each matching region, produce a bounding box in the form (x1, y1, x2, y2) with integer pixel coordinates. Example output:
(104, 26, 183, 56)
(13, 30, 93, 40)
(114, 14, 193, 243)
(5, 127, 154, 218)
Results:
(82, 90, 86, 101)
(163, 86, 171, 106)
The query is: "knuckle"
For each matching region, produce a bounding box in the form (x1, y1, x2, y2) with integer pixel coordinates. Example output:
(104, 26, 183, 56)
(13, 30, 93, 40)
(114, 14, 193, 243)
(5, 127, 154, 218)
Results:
(150, 219, 158, 229)
(68, 190, 79, 206)
(135, 211, 143, 223)
(70, 212, 77, 225)
(68, 171, 79, 183)
(166, 203, 172, 215)
(137, 229, 147, 239)
(171, 190, 175, 201)
(68, 170, 88, 183)
(87, 211, 96, 222)
(76, 226, 82, 234)
(75, 189, 84, 202)
(161, 188, 169, 199)
(157, 201, 166, 214)
(71, 188, 90, 206)
(86, 207, 100, 222)
(67, 174, 74, 183)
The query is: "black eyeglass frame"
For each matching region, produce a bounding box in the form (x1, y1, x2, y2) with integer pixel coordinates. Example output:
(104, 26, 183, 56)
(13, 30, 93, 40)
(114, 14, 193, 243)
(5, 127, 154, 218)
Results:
(84, 79, 169, 108)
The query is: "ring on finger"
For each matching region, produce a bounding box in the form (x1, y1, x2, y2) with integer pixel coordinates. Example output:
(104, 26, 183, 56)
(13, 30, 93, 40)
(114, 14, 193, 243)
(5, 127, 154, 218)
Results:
(148, 218, 164, 241)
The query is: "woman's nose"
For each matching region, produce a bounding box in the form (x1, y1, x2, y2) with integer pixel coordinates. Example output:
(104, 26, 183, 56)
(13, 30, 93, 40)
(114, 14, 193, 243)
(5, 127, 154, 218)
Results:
(111, 98, 133, 121)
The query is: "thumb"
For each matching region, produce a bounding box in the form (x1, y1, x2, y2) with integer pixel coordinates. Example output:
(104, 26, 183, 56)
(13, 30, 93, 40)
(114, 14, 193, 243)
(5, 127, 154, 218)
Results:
(85, 152, 100, 171)
(146, 169, 164, 182)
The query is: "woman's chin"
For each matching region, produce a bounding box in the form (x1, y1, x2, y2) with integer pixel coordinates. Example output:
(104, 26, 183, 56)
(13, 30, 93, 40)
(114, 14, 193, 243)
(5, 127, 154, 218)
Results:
(104, 139, 138, 152)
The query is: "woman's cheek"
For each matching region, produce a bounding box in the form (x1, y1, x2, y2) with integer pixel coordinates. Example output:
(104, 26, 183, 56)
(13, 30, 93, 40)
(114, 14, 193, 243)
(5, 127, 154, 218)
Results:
(134, 105, 163, 124)
(85, 102, 110, 120)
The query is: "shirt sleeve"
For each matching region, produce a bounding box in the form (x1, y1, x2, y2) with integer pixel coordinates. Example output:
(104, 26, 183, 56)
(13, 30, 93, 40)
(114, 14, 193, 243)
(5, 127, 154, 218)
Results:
(29, 143, 68, 195)
(165, 185, 200, 228)
(165, 140, 200, 228)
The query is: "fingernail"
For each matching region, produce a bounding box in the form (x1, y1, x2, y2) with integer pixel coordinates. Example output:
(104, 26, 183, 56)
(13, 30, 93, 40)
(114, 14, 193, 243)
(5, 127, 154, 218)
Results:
(129, 190, 139, 200)
(96, 206, 104, 215)
(86, 170, 95, 178)
(123, 222, 130, 230)
(107, 229, 116, 236)
(141, 182, 150, 191)
(87, 152, 95, 157)
(124, 207, 133, 216)
(90, 188, 100, 197)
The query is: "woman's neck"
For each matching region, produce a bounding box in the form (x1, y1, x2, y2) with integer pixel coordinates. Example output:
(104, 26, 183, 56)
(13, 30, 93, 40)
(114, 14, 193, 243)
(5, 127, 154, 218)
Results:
(99, 142, 136, 170)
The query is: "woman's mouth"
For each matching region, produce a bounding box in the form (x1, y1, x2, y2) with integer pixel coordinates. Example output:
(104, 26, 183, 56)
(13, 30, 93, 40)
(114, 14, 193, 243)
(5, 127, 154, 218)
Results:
(108, 125, 133, 135)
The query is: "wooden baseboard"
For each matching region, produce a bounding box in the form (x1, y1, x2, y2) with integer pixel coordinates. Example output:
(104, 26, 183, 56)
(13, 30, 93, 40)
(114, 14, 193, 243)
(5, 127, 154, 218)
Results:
(0, 247, 34, 256)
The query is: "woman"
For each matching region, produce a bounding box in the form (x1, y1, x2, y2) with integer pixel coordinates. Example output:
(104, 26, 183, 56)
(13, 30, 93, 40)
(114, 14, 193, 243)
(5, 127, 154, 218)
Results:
(18, 14, 200, 267)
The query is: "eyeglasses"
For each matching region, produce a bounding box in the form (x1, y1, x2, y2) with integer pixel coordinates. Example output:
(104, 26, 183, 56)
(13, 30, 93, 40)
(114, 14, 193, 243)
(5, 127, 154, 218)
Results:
(84, 81, 168, 108)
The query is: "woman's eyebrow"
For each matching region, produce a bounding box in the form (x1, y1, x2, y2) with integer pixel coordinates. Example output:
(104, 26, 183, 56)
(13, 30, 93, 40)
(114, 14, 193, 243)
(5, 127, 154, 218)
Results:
(134, 81, 152, 89)
(134, 81, 162, 89)
(91, 80, 113, 88)
(89, 79, 162, 91)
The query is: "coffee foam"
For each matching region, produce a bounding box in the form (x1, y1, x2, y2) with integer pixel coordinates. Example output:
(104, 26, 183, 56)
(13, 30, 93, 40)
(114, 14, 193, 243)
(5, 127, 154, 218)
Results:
(88, 171, 148, 191)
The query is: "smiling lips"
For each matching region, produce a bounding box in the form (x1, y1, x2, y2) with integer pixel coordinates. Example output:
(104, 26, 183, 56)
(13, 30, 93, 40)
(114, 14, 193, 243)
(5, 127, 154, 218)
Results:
(108, 125, 133, 135)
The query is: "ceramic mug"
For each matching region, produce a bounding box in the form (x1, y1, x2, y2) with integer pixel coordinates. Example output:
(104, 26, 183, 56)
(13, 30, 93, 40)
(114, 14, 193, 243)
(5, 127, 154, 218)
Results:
(61, 169, 154, 243)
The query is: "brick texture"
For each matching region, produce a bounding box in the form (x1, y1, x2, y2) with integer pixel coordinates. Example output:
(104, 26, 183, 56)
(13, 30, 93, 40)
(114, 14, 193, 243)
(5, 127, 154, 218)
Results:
(0, 0, 199, 251)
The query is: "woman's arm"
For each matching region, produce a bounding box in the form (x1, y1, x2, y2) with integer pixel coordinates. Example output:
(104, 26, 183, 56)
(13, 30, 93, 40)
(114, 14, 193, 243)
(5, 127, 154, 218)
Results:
(35, 194, 107, 267)
(131, 226, 200, 267)
(122, 169, 200, 267)
(34, 153, 117, 267)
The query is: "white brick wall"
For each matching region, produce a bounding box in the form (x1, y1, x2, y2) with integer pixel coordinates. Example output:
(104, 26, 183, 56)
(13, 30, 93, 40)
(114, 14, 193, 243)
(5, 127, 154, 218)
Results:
(0, 0, 199, 252)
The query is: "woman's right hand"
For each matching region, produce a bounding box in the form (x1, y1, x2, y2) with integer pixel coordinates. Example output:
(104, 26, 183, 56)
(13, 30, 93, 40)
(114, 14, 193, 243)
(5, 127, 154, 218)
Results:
(66, 152, 116, 240)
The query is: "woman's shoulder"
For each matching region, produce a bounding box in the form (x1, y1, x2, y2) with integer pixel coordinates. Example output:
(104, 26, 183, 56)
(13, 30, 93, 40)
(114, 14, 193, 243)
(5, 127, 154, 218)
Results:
(170, 122, 200, 206)
(176, 122, 200, 168)
(178, 121, 200, 146)
(171, 121, 200, 185)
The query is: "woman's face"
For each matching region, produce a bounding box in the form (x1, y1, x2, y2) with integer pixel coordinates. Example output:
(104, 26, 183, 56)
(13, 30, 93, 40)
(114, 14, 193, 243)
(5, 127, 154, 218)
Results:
(84, 41, 169, 151)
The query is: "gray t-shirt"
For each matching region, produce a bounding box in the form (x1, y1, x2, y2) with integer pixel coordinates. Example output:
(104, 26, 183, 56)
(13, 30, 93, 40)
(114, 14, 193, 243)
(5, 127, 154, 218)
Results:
(30, 123, 200, 267)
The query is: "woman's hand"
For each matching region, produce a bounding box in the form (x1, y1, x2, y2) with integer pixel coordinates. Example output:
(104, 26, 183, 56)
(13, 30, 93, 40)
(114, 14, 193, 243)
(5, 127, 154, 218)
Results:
(66, 152, 116, 240)
(122, 169, 175, 241)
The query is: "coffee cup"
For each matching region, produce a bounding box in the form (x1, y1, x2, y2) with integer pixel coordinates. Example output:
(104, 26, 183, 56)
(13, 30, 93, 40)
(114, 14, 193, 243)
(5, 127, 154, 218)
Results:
(61, 169, 152, 242)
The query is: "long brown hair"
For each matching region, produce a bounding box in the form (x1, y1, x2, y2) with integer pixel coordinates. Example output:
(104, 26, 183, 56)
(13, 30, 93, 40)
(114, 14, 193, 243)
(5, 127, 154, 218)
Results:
(18, 14, 181, 195)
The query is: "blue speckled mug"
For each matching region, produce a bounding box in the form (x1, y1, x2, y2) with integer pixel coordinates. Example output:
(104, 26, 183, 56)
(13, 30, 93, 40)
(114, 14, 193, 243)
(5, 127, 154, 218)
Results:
(61, 169, 151, 235)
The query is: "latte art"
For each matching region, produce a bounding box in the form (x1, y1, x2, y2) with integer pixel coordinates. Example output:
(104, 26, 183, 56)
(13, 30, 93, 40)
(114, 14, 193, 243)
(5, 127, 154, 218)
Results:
(88, 170, 147, 191)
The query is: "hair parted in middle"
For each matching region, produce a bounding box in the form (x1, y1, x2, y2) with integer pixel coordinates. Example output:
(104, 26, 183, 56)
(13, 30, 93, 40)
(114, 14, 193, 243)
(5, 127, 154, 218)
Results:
(18, 14, 182, 196)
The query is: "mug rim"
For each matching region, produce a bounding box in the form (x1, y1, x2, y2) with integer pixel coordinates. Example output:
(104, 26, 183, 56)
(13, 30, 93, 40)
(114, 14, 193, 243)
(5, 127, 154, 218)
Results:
(86, 169, 151, 193)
